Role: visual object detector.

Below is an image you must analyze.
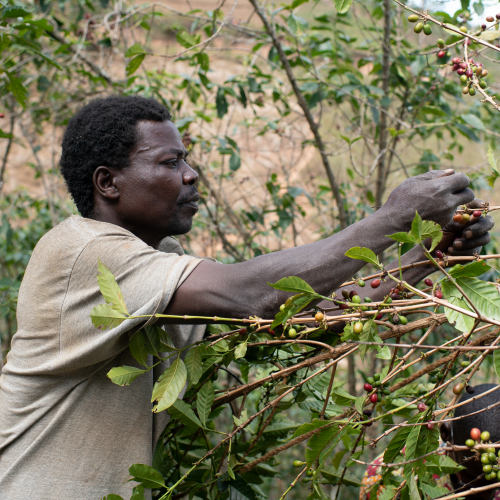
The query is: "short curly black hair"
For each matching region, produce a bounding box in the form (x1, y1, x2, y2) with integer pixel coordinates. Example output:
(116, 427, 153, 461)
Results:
(60, 95, 171, 217)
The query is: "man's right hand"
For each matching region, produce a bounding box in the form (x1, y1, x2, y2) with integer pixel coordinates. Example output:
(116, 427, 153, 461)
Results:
(381, 169, 475, 229)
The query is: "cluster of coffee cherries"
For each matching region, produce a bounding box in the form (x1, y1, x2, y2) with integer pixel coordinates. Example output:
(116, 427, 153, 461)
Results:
(453, 209, 484, 224)
(466, 429, 500, 480)
(363, 373, 391, 412)
(407, 14, 434, 36)
(449, 56, 488, 96)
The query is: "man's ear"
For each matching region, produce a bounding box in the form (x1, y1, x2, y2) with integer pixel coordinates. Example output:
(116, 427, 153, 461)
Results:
(440, 422, 452, 443)
(93, 166, 120, 200)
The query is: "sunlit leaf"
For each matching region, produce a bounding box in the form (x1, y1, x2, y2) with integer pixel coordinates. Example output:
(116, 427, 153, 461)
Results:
(345, 247, 380, 267)
(152, 356, 187, 412)
(107, 365, 148, 386)
(268, 276, 316, 294)
(90, 304, 127, 330)
(97, 259, 129, 315)
(128, 464, 165, 489)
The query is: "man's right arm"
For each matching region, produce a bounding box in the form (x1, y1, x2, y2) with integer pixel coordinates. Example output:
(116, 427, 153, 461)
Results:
(163, 170, 474, 321)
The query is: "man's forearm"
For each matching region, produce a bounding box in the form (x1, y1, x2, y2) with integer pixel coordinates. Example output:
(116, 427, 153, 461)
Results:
(166, 208, 409, 319)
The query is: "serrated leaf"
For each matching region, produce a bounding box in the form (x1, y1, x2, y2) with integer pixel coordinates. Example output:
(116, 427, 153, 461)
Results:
(128, 463, 165, 489)
(334, 0, 354, 13)
(268, 276, 316, 294)
(125, 43, 146, 57)
(197, 381, 214, 427)
(185, 346, 202, 384)
(344, 247, 380, 267)
(169, 399, 202, 428)
(107, 365, 148, 386)
(449, 261, 491, 279)
(90, 304, 127, 330)
(234, 342, 247, 359)
(126, 54, 145, 76)
(152, 356, 187, 412)
(129, 332, 148, 367)
(97, 259, 129, 315)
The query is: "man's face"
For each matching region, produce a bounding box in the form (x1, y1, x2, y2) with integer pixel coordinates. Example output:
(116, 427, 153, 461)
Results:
(111, 120, 199, 244)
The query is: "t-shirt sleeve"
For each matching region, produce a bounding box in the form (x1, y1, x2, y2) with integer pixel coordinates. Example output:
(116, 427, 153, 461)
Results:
(58, 232, 202, 372)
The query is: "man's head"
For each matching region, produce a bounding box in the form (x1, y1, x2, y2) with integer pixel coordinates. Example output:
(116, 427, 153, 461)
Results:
(441, 384, 500, 498)
(60, 96, 199, 247)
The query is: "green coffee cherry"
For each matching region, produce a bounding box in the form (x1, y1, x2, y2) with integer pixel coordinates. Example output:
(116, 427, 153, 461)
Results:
(461, 360, 470, 368)
(469, 86, 476, 96)
(408, 14, 419, 22)
(460, 26, 468, 33)
(364, 297, 373, 303)
(385, 297, 393, 304)
(294, 460, 305, 467)
(465, 439, 475, 447)
(484, 465, 493, 473)
(489, 453, 497, 463)
(414, 22, 424, 33)
(358, 279, 365, 287)
(288, 328, 297, 338)
(437, 38, 445, 48)
(306, 469, 314, 477)
(399, 316, 408, 325)
(460, 75, 468, 84)
(423, 24, 432, 35)
(482, 453, 491, 464)
(382, 388, 391, 395)
(352, 295, 362, 304)
(373, 374, 380, 381)
(487, 447, 496, 454)
(480, 80, 487, 89)
(482, 431, 491, 442)
(491, 471, 497, 479)
(366, 376, 374, 385)
(353, 321, 363, 334)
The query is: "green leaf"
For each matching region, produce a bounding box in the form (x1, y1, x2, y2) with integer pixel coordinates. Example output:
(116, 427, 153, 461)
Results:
(449, 261, 491, 279)
(494, 349, 500, 384)
(270, 293, 317, 329)
(216, 86, 228, 118)
(354, 396, 365, 416)
(376, 346, 392, 360)
(130, 486, 145, 500)
(488, 145, 498, 174)
(168, 399, 202, 428)
(234, 342, 247, 359)
(462, 113, 485, 131)
(101, 495, 124, 500)
(185, 346, 202, 384)
(455, 277, 500, 320)
(197, 381, 214, 427)
(125, 43, 146, 57)
(419, 483, 449, 499)
(268, 276, 316, 294)
(128, 463, 165, 489)
(90, 304, 127, 330)
(321, 466, 362, 487)
(151, 356, 187, 412)
(332, 387, 356, 406)
(384, 415, 421, 464)
(387, 232, 417, 244)
(129, 331, 148, 367)
(97, 259, 129, 315)
(6, 72, 28, 108)
(344, 247, 380, 267)
(126, 54, 145, 76)
(408, 473, 421, 500)
(107, 365, 148, 386)
(441, 290, 475, 333)
(229, 152, 241, 171)
(334, 0, 354, 14)
(479, 30, 500, 41)
(409, 212, 442, 251)
(290, 419, 331, 440)
(305, 425, 339, 467)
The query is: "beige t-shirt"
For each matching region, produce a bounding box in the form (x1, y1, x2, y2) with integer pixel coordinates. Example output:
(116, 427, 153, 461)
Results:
(0, 216, 206, 499)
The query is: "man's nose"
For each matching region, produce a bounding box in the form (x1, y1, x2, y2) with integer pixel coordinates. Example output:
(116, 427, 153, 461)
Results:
(182, 163, 199, 185)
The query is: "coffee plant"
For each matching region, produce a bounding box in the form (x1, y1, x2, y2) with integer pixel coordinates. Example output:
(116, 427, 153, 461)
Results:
(3, 0, 500, 498)
(91, 211, 500, 500)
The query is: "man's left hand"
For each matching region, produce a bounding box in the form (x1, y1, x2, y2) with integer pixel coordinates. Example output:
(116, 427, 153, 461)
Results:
(436, 199, 494, 258)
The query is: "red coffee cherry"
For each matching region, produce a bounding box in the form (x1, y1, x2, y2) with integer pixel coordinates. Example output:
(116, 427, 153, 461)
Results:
(417, 403, 428, 412)
(371, 279, 381, 289)
(375, 313, 383, 320)
(435, 250, 444, 259)
(424, 278, 433, 287)
(426, 421, 434, 430)
(435, 291, 443, 299)
(453, 382, 464, 395)
(437, 50, 446, 59)
(363, 420, 373, 427)
(238, 328, 247, 336)
(364, 383, 373, 392)
(452, 57, 461, 64)
(496, 13, 500, 19)
(0, 113, 4, 118)
(370, 393, 378, 404)
(453, 214, 464, 223)
(473, 210, 482, 218)
(487, 15, 495, 22)
(466, 68, 473, 78)
(471, 428, 482, 441)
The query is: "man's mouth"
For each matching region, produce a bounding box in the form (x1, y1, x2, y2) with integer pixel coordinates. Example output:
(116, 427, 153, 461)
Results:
(181, 193, 200, 210)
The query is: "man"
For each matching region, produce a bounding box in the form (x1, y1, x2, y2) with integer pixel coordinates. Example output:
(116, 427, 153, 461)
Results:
(0, 96, 494, 499)
(360, 384, 500, 500)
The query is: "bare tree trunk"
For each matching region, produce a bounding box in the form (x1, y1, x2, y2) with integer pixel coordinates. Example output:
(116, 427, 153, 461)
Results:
(375, 0, 392, 208)
(247, 0, 348, 230)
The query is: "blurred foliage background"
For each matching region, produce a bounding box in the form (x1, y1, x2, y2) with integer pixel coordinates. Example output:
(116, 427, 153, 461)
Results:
(2, 0, 500, 497)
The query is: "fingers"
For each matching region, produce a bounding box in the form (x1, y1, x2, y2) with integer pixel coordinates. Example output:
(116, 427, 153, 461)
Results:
(416, 169, 455, 181)
(462, 215, 495, 240)
(447, 245, 483, 257)
(453, 187, 475, 207)
(435, 172, 471, 194)
(466, 199, 488, 210)
(451, 232, 491, 252)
